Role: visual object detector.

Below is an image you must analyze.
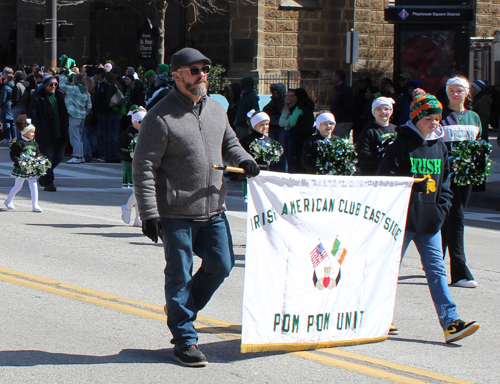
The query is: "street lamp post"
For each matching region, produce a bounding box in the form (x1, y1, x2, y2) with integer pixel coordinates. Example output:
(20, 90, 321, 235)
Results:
(44, 0, 57, 69)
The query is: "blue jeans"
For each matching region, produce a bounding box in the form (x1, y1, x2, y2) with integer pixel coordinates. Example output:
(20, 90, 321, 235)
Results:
(99, 114, 121, 161)
(160, 213, 235, 349)
(38, 139, 66, 185)
(12, 107, 27, 140)
(68, 116, 85, 158)
(402, 231, 460, 329)
(1, 119, 14, 141)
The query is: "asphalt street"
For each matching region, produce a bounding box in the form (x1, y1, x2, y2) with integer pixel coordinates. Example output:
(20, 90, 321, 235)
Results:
(0, 142, 499, 383)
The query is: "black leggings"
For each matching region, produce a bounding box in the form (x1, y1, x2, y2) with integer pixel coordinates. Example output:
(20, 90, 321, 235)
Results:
(441, 184, 474, 283)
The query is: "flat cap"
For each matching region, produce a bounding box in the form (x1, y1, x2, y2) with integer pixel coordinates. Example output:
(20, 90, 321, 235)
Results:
(171, 48, 211, 72)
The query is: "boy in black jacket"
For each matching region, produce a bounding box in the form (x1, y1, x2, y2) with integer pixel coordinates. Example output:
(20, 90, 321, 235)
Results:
(377, 93, 480, 344)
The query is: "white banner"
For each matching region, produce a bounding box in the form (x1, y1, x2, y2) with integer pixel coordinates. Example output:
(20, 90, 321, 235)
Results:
(241, 172, 413, 353)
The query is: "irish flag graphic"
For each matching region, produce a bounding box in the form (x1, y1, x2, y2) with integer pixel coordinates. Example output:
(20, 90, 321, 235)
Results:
(310, 237, 346, 290)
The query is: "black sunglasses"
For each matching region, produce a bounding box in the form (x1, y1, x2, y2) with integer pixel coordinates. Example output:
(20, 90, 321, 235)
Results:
(178, 65, 211, 76)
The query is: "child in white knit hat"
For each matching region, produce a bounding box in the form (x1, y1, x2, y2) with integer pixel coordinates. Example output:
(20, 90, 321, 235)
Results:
(301, 112, 338, 174)
(355, 97, 397, 175)
(117, 106, 147, 226)
(4, 115, 43, 212)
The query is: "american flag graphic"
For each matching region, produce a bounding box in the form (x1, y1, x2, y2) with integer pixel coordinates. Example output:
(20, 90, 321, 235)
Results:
(310, 243, 328, 268)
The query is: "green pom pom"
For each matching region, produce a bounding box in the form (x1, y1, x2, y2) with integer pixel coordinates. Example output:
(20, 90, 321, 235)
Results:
(449, 140, 493, 186)
(249, 139, 283, 164)
(19, 154, 52, 177)
(315, 138, 358, 175)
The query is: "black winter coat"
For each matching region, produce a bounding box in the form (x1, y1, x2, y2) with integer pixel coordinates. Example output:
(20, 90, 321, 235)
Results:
(117, 126, 139, 162)
(377, 124, 453, 234)
(301, 133, 339, 174)
(241, 130, 272, 167)
(10, 138, 41, 168)
(356, 122, 396, 175)
(28, 88, 69, 144)
(290, 99, 315, 138)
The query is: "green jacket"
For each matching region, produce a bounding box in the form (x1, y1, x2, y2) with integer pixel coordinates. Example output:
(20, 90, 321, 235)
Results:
(234, 76, 259, 128)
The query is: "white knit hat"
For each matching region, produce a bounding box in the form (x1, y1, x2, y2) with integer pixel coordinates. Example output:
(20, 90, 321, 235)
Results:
(247, 109, 270, 128)
(371, 97, 395, 116)
(128, 106, 147, 123)
(314, 112, 336, 127)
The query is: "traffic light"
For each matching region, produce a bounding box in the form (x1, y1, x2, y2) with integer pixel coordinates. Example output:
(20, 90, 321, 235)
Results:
(34, 22, 74, 40)
(58, 23, 74, 40)
(35, 23, 45, 39)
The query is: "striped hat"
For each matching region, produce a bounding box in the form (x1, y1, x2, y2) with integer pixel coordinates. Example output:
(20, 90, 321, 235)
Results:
(410, 94, 442, 125)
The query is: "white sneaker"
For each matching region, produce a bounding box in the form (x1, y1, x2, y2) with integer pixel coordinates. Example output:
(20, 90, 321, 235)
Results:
(451, 279, 478, 288)
(4, 199, 15, 210)
(67, 157, 82, 164)
(133, 217, 142, 227)
(121, 204, 132, 224)
(33, 205, 43, 213)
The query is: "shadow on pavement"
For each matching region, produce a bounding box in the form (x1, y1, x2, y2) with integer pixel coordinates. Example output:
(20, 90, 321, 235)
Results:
(27, 223, 121, 229)
(25, 223, 145, 238)
(388, 337, 461, 348)
(398, 275, 426, 281)
(0, 339, 285, 367)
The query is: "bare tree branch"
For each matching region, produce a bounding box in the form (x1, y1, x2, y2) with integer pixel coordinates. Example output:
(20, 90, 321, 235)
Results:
(22, 0, 86, 5)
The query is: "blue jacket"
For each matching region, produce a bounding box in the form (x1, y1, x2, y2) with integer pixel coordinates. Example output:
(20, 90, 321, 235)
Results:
(0, 81, 15, 121)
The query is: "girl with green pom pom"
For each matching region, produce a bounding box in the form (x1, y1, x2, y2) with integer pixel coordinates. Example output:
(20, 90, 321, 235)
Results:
(356, 97, 397, 175)
(240, 109, 272, 165)
(240, 110, 283, 201)
(301, 112, 338, 174)
(4, 114, 43, 212)
(440, 76, 482, 288)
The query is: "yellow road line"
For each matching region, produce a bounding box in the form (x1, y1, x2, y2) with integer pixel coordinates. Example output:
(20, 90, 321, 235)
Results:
(0, 274, 167, 321)
(291, 351, 430, 384)
(0, 266, 242, 334)
(321, 349, 477, 384)
(0, 266, 473, 383)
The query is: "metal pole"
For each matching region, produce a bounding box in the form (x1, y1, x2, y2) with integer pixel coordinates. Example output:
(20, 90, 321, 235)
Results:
(349, 28, 354, 88)
(44, 0, 57, 70)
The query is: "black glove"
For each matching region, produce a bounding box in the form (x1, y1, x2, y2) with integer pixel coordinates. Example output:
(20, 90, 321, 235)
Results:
(142, 218, 162, 243)
(412, 178, 430, 194)
(239, 160, 260, 179)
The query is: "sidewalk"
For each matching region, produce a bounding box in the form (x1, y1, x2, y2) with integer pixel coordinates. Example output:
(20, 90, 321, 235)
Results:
(2, 131, 499, 208)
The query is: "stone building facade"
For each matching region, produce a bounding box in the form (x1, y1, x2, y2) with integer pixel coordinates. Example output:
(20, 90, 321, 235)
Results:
(227, 0, 500, 81)
(1, 0, 499, 83)
(474, 0, 500, 37)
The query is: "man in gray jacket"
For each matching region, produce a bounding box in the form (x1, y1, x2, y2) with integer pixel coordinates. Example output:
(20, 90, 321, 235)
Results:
(132, 48, 259, 367)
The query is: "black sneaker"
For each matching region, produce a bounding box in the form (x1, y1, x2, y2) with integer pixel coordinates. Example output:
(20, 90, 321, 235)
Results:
(444, 320, 480, 343)
(388, 324, 399, 335)
(174, 345, 208, 367)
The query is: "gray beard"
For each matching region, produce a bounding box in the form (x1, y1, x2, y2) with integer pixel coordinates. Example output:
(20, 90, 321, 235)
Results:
(186, 79, 208, 97)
